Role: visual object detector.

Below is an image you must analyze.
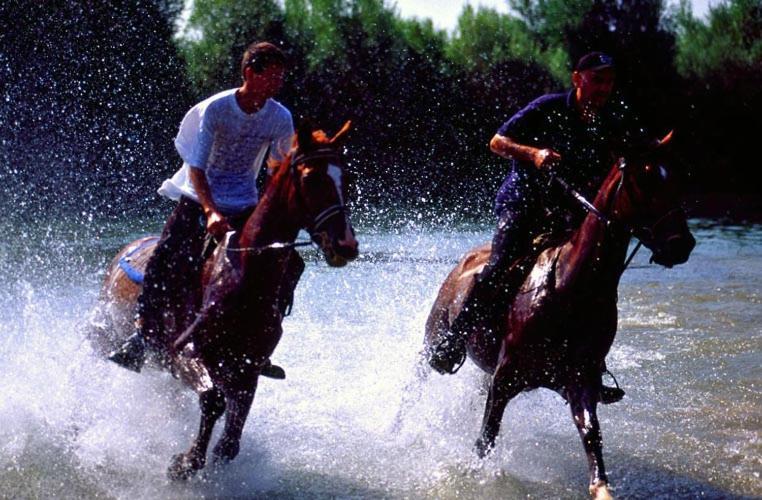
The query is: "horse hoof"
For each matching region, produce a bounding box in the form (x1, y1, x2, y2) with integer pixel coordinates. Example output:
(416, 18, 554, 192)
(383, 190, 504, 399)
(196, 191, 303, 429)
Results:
(167, 453, 203, 481)
(474, 438, 493, 459)
(211, 450, 235, 467)
(212, 444, 239, 466)
(600, 385, 625, 405)
(589, 480, 613, 500)
(260, 362, 286, 380)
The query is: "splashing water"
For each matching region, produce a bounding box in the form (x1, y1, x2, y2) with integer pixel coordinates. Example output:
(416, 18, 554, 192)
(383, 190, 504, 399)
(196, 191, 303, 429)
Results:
(0, 216, 759, 498)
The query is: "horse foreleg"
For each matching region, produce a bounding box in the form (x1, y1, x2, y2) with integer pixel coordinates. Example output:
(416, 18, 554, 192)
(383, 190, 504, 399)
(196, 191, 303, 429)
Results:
(168, 387, 226, 480)
(475, 362, 523, 458)
(212, 386, 256, 464)
(567, 384, 612, 500)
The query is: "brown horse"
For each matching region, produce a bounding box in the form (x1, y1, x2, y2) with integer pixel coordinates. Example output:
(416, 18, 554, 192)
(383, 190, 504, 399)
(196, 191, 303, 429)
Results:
(89, 120, 359, 479)
(423, 133, 695, 499)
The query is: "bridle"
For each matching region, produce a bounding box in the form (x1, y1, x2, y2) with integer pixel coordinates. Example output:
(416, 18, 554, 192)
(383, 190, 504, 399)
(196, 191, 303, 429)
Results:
(552, 157, 686, 272)
(218, 145, 349, 254)
(289, 146, 349, 237)
(614, 159, 688, 261)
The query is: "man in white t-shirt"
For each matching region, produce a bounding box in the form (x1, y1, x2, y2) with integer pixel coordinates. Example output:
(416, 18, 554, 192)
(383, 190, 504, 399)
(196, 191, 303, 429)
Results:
(109, 41, 294, 374)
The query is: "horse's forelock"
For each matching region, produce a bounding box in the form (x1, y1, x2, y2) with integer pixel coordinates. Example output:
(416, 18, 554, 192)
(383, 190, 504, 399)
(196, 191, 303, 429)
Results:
(311, 130, 330, 143)
(292, 128, 331, 152)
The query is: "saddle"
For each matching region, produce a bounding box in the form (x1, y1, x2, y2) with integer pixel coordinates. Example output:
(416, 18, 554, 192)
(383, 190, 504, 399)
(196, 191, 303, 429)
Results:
(486, 229, 571, 307)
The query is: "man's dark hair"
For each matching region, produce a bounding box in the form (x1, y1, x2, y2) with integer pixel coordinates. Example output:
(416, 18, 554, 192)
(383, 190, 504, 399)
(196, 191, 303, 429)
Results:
(241, 41, 286, 77)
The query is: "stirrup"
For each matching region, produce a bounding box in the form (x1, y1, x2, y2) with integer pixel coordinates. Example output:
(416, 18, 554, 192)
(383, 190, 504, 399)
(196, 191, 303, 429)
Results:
(108, 333, 146, 373)
(600, 369, 625, 404)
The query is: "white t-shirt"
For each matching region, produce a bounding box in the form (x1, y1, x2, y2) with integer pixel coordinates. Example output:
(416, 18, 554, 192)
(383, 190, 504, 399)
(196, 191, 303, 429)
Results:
(158, 89, 294, 215)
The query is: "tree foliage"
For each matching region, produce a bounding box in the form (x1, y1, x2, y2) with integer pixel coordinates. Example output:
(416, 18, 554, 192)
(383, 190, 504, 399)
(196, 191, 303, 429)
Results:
(675, 0, 762, 79)
(3, 0, 758, 220)
(671, 0, 762, 192)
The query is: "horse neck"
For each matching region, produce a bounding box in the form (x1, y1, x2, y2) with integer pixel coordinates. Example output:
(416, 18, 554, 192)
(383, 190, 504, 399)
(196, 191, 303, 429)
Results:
(561, 165, 632, 290)
(238, 166, 301, 251)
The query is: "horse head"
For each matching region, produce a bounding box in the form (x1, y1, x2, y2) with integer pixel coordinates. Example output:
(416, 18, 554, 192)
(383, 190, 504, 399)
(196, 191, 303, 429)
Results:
(613, 131, 695, 267)
(290, 119, 359, 267)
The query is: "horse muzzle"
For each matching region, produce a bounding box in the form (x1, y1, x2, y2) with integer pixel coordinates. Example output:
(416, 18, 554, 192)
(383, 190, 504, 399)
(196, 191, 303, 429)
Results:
(649, 232, 695, 268)
(313, 232, 359, 267)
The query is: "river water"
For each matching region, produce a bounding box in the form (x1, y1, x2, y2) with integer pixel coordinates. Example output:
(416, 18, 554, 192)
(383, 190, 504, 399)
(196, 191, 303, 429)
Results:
(0, 212, 759, 499)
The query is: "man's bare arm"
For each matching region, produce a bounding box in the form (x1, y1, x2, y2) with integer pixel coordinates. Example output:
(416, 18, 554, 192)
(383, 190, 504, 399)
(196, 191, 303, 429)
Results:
(489, 133, 561, 170)
(189, 166, 232, 239)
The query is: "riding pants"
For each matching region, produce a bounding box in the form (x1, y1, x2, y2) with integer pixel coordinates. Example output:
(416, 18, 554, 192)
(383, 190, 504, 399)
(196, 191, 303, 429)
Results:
(481, 167, 544, 287)
(138, 197, 207, 347)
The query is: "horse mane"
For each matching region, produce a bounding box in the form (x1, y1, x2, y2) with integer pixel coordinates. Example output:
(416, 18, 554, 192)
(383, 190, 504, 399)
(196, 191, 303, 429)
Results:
(565, 159, 626, 251)
(266, 152, 294, 189)
(591, 160, 624, 213)
(265, 127, 333, 182)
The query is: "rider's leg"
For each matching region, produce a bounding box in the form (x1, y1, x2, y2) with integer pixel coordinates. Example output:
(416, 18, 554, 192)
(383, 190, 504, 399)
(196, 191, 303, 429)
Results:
(428, 207, 532, 375)
(109, 197, 206, 372)
(451, 205, 532, 333)
(463, 167, 540, 322)
(428, 169, 539, 376)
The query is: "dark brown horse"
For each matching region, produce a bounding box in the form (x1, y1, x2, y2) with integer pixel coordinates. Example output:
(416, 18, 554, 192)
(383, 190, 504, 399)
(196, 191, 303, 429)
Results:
(423, 133, 695, 499)
(89, 120, 359, 479)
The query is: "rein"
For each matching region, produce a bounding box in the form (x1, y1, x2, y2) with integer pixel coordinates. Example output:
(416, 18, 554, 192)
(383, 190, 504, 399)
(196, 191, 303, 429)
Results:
(548, 161, 646, 273)
(222, 239, 314, 253)
(549, 173, 610, 224)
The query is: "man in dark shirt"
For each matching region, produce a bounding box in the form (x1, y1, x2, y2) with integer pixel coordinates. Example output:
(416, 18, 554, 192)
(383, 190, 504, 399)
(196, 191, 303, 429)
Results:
(431, 53, 637, 403)
(487, 52, 640, 274)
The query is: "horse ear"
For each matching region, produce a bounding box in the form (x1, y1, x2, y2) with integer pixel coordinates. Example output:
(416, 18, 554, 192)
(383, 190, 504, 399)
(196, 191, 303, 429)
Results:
(657, 130, 674, 148)
(330, 120, 352, 146)
(296, 118, 315, 151)
(644, 129, 674, 154)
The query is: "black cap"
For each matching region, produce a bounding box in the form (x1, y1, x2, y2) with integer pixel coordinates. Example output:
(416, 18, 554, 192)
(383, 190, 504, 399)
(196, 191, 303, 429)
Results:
(575, 52, 615, 71)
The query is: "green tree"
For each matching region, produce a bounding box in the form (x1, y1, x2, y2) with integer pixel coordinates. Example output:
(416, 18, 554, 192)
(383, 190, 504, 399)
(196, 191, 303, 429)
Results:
(671, 0, 761, 194)
(447, 5, 543, 72)
(674, 0, 762, 80)
(179, 0, 287, 98)
(510, 0, 591, 49)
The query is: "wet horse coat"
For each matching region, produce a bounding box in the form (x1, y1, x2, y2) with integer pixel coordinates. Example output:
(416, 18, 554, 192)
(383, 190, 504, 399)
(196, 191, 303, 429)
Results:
(90, 121, 358, 478)
(424, 136, 695, 499)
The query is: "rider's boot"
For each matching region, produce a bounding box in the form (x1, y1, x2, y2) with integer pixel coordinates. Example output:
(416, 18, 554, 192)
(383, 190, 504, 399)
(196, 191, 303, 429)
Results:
(108, 331, 147, 373)
(109, 309, 159, 373)
(259, 359, 286, 380)
(427, 327, 468, 375)
(428, 268, 503, 375)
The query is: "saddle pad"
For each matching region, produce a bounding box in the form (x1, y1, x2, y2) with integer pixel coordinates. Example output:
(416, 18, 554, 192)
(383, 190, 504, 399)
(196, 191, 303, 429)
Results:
(118, 236, 159, 284)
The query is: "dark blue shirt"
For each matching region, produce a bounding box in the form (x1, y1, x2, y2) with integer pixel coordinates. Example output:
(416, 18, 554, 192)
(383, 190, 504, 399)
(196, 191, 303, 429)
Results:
(495, 90, 642, 218)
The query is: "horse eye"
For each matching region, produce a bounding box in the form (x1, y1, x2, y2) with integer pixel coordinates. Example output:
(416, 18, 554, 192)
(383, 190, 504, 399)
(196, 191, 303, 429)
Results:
(302, 171, 321, 187)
